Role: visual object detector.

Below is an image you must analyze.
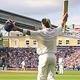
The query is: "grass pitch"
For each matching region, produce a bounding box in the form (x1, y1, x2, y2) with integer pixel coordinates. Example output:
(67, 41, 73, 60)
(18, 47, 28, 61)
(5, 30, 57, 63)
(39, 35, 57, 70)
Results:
(0, 70, 80, 80)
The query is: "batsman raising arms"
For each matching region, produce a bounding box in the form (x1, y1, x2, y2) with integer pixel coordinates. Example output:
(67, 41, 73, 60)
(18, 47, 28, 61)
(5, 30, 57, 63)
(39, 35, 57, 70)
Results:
(4, 12, 68, 80)
(4, 0, 68, 78)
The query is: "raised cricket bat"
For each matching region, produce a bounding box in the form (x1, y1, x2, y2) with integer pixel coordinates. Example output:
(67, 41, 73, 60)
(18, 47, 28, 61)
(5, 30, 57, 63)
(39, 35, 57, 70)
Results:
(63, 0, 68, 32)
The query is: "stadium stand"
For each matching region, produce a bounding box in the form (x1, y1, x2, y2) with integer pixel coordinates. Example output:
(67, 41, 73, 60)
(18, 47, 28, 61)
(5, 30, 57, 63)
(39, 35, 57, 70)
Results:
(0, 47, 80, 70)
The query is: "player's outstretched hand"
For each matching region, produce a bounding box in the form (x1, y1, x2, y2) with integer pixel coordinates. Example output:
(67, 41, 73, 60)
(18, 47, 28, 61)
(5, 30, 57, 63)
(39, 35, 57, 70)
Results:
(61, 12, 68, 27)
(4, 20, 15, 32)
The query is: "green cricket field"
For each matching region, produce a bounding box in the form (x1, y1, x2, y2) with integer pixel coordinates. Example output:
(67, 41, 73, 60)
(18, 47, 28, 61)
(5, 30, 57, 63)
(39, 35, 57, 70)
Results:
(0, 70, 80, 80)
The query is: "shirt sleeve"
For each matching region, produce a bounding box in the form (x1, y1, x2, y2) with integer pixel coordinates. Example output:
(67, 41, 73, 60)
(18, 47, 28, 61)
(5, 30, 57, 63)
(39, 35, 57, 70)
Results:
(23, 29, 41, 36)
(23, 29, 42, 39)
(52, 26, 63, 36)
(30, 30, 41, 36)
(30, 30, 44, 40)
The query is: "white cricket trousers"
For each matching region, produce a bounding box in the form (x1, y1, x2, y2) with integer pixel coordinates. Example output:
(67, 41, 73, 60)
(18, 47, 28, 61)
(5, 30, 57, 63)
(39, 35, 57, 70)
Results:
(37, 53, 56, 80)
(59, 65, 64, 74)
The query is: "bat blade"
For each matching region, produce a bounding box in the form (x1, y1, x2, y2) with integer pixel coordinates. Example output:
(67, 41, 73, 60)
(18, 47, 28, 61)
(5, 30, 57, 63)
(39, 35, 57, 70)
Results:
(63, 0, 68, 32)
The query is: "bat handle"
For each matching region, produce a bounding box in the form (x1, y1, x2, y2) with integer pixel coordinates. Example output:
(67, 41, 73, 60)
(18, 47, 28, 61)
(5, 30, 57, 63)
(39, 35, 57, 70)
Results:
(64, 24, 67, 32)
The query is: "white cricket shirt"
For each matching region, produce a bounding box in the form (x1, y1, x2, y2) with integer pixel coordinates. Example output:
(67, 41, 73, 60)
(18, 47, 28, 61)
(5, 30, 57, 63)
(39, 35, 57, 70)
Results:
(23, 26, 63, 55)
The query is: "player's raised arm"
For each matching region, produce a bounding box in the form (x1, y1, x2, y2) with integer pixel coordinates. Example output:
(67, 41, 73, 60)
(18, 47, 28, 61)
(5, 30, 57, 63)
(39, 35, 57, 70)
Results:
(4, 19, 31, 35)
(61, 12, 68, 28)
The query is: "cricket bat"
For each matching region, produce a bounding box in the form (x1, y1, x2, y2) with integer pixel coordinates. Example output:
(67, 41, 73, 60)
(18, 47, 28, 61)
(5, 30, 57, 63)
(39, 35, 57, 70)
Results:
(63, 0, 68, 32)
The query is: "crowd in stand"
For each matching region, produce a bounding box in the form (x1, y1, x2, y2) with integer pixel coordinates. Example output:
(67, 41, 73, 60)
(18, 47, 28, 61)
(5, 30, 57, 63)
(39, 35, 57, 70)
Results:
(63, 49, 80, 70)
(0, 47, 38, 69)
(0, 47, 80, 70)
(56, 47, 80, 70)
